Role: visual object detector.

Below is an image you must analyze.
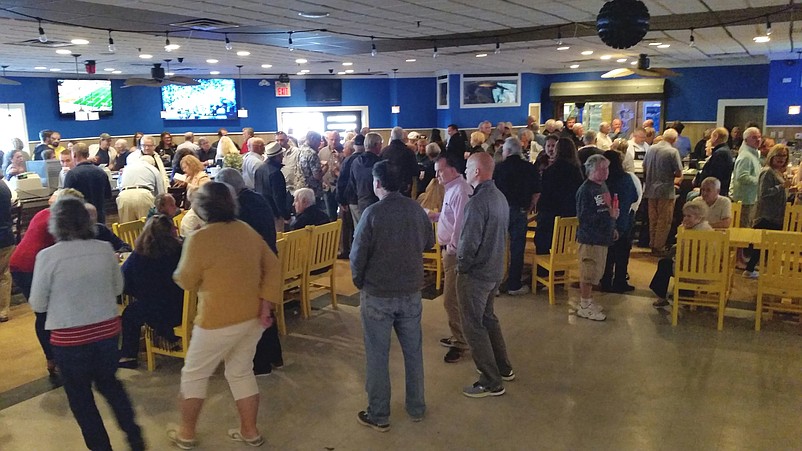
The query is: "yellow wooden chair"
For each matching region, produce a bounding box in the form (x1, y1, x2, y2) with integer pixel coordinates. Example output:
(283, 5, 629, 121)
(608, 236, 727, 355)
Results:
(144, 290, 198, 371)
(755, 230, 802, 331)
(671, 228, 730, 330)
(730, 201, 742, 229)
(112, 218, 146, 248)
(422, 222, 443, 291)
(306, 219, 343, 316)
(532, 216, 579, 305)
(276, 228, 311, 335)
(172, 210, 188, 234)
(782, 203, 802, 232)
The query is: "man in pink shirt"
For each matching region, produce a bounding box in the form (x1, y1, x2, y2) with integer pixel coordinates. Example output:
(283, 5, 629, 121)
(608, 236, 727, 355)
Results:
(428, 155, 473, 363)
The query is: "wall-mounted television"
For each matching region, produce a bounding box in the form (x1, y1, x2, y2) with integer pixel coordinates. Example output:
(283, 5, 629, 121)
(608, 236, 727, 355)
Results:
(161, 79, 237, 120)
(305, 79, 342, 103)
(57, 79, 113, 115)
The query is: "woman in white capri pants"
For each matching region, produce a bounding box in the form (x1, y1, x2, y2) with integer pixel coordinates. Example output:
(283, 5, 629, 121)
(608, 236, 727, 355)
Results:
(170, 182, 281, 449)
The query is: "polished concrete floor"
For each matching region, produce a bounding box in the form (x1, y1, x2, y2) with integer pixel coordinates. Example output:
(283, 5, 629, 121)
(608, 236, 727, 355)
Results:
(1, 254, 801, 450)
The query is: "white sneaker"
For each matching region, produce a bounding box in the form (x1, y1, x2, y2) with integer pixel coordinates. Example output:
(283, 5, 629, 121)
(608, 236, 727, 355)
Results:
(577, 305, 607, 321)
(507, 285, 529, 296)
(742, 270, 759, 279)
(580, 300, 604, 313)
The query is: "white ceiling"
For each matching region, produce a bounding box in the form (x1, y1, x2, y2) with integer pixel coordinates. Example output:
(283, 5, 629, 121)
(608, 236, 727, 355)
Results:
(0, 0, 799, 79)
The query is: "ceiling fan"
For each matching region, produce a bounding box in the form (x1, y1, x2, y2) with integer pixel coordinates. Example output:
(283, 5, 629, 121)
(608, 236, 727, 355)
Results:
(123, 60, 199, 87)
(0, 65, 20, 86)
(601, 54, 680, 78)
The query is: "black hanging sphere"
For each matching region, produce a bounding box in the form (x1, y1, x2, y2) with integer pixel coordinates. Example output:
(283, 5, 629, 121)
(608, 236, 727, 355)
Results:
(597, 0, 650, 49)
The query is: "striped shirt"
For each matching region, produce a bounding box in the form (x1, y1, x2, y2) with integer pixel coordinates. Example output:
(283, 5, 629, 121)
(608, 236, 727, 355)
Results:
(50, 317, 120, 347)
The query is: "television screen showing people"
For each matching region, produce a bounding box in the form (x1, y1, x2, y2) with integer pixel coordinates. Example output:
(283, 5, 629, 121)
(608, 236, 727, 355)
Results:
(161, 79, 237, 120)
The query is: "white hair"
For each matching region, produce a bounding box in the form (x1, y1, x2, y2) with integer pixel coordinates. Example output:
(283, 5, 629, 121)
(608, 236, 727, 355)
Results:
(503, 136, 522, 156)
(662, 128, 679, 142)
(555, 120, 564, 130)
(294, 187, 315, 206)
(390, 126, 404, 141)
(743, 127, 761, 140)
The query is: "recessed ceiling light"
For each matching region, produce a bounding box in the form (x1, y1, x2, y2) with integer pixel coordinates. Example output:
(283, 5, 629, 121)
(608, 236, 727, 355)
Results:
(476, 53, 488, 58)
(295, 58, 308, 64)
(631, 61, 637, 65)
(298, 11, 330, 18)
(405, 58, 416, 62)
(657, 44, 670, 48)
(342, 62, 353, 66)
(165, 44, 181, 51)
(649, 42, 662, 46)
(300, 69, 310, 73)
(49, 68, 61, 72)
(345, 69, 354, 73)
(112, 70, 122, 74)
(56, 49, 72, 55)
(581, 50, 593, 56)
(236, 51, 250, 56)
(617, 58, 627, 63)
(296, 71, 305, 75)
(261, 64, 273, 68)
(557, 46, 570, 51)
(70, 39, 89, 45)
(165, 72, 175, 76)
(104, 68, 115, 71)
(209, 70, 220, 75)
(34, 66, 47, 70)
(139, 54, 153, 59)
(570, 64, 580, 69)
(753, 36, 771, 43)
(206, 59, 218, 64)
(337, 71, 346, 75)
(600, 55, 612, 60)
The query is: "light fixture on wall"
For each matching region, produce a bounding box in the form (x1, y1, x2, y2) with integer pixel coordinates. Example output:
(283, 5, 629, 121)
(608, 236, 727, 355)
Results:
(107, 30, 115, 53)
(236, 65, 248, 118)
(37, 18, 47, 43)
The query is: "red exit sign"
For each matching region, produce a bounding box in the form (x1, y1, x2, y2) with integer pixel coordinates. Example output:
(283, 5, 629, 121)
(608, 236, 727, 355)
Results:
(275, 82, 291, 97)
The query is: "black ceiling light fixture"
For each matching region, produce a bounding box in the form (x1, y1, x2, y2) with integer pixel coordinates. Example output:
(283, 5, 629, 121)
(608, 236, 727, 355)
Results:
(597, 0, 650, 49)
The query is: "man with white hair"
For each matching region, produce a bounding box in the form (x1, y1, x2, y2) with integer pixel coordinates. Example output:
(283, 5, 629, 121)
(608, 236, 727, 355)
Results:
(493, 137, 540, 296)
(478, 121, 492, 151)
(692, 177, 732, 229)
(570, 123, 585, 149)
(643, 128, 683, 255)
(543, 119, 557, 136)
(380, 126, 419, 198)
(731, 127, 762, 227)
(177, 132, 200, 154)
(240, 127, 255, 154)
(111, 139, 132, 171)
(116, 155, 165, 222)
(348, 133, 383, 223)
(128, 136, 169, 189)
(626, 127, 649, 172)
(597, 122, 613, 151)
(290, 188, 330, 230)
(241, 137, 266, 190)
(577, 130, 603, 167)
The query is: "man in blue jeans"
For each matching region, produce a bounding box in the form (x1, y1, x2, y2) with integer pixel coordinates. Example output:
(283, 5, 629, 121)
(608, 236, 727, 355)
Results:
(493, 137, 541, 295)
(350, 160, 434, 431)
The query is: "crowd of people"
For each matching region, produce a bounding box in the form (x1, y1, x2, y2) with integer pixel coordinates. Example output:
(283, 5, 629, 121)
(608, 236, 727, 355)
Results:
(1, 114, 798, 447)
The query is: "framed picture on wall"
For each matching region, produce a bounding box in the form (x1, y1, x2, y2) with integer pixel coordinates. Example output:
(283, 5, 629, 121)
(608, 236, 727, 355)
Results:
(436, 71, 449, 109)
(460, 74, 521, 108)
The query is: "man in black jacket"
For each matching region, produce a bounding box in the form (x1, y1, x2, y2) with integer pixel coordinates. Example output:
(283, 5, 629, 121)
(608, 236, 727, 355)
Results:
(348, 133, 383, 223)
(63, 143, 112, 224)
(380, 127, 419, 198)
(693, 127, 733, 196)
(445, 124, 467, 174)
(254, 141, 291, 233)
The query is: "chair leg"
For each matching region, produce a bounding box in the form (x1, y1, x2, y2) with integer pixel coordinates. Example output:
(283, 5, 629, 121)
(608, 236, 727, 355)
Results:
(717, 293, 726, 331)
(548, 268, 555, 305)
(276, 303, 287, 336)
(755, 290, 763, 332)
(435, 260, 442, 291)
(330, 270, 338, 310)
(302, 276, 310, 319)
(671, 286, 680, 327)
(145, 335, 156, 372)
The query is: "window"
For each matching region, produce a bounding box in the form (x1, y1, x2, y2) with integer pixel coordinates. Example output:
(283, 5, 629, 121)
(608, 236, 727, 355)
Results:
(0, 104, 29, 156)
(437, 73, 449, 109)
(276, 106, 368, 140)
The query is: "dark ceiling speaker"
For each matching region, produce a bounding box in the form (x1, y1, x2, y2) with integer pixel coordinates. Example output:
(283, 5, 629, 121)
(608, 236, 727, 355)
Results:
(597, 0, 650, 49)
(278, 73, 290, 83)
(151, 63, 165, 82)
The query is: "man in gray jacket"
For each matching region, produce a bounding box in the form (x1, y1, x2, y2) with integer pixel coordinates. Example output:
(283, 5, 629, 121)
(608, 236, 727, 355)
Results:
(458, 152, 515, 398)
(350, 160, 434, 431)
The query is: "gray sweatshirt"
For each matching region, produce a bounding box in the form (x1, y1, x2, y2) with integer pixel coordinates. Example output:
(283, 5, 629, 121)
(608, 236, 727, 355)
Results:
(457, 180, 509, 282)
(350, 192, 434, 297)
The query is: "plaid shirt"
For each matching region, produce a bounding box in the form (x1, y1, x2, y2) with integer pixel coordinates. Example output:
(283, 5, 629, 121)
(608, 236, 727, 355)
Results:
(297, 145, 323, 197)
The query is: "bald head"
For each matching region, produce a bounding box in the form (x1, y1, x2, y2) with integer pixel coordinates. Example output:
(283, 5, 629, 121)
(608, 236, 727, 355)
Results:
(465, 152, 495, 187)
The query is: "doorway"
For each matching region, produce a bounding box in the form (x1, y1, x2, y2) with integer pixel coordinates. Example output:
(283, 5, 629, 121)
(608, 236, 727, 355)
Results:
(717, 99, 767, 130)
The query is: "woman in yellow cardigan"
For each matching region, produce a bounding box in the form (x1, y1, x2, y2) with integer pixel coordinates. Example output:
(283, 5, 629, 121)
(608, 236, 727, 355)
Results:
(169, 182, 281, 449)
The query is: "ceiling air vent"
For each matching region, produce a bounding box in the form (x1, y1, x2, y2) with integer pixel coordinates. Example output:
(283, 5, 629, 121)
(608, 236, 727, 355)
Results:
(169, 19, 239, 31)
(7, 39, 73, 48)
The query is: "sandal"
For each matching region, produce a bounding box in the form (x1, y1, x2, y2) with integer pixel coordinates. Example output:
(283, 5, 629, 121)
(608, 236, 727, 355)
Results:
(228, 428, 265, 447)
(167, 428, 197, 450)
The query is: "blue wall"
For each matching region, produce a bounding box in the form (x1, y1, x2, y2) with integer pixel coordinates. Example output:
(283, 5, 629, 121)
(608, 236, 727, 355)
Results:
(0, 76, 436, 141)
(766, 60, 802, 125)
(540, 64, 769, 123)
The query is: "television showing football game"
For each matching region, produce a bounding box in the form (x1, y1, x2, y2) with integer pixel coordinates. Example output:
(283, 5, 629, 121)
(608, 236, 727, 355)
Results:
(57, 79, 113, 115)
(161, 79, 237, 120)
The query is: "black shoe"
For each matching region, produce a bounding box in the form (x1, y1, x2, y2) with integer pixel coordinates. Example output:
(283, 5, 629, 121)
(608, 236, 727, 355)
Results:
(357, 410, 390, 432)
(117, 359, 138, 369)
(444, 347, 463, 363)
(272, 359, 284, 369)
(254, 367, 272, 377)
(614, 284, 636, 292)
(652, 299, 669, 308)
(439, 337, 456, 348)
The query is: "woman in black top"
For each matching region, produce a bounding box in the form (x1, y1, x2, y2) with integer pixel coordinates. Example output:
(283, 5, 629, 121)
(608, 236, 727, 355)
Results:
(535, 138, 584, 257)
(118, 215, 184, 368)
(155, 131, 178, 166)
(430, 129, 446, 153)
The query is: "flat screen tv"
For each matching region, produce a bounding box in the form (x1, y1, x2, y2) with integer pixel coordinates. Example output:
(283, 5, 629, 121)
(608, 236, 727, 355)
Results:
(57, 79, 113, 115)
(305, 79, 342, 103)
(161, 79, 237, 120)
